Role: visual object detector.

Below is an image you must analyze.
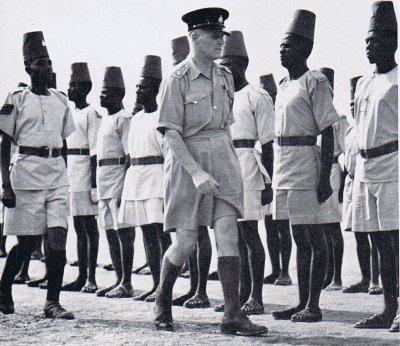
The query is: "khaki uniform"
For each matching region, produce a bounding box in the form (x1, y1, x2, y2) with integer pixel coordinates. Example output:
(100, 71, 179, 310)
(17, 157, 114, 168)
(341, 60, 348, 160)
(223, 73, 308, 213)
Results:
(158, 57, 243, 232)
(0, 87, 75, 235)
(352, 66, 398, 232)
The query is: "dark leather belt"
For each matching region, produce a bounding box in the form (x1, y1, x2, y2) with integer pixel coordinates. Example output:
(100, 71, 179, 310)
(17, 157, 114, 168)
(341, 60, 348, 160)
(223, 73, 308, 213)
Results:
(332, 156, 339, 164)
(98, 157, 126, 166)
(233, 139, 256, 148)
(276, 136, 317, 146)
(359, 140, 398, 159)
(19, 145, 62, 158)
(130, 156, 164, 166)
(67, 148, 90, 155)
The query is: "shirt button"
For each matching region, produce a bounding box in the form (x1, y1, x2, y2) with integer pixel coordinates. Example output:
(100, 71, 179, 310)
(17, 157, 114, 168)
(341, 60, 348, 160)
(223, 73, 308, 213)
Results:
(213, 106, 217, 109)
(193, 101, 198, 104)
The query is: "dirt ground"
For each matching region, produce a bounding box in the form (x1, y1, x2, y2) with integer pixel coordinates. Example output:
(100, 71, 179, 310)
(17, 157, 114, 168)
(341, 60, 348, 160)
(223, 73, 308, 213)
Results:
(0, 222, 398, 346)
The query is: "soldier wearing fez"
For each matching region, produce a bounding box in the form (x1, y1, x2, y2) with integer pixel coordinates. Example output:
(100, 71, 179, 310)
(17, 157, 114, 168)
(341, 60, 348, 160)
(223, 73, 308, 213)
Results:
(352, 1, 399, 330)
(0, 31, 75, 319)
(271, 10, 339, 323)
(155, 7, 268, 335)
(62, 62, 101, 293)
(96, 67, 135, 298)
(169, 35, 213, 310)
(219, 30, 274, 315)
(119, 55, 171, 302)
(259, 73, 293, 287)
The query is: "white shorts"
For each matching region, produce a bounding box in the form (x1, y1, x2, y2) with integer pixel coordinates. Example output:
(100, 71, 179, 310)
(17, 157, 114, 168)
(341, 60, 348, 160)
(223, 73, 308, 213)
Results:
(342, 176, 353, 231)
(4, 187, 69, 236)
(70, 191, 98, 216)
(98, 198, 130, 231)
(272, 189, 335, 225)
(0, 204, 4, 224)
(239, 190, 269, 221)
(118, 198, 163, 227)
(352, 180, 399, 233)
(320, 189, 342, 224)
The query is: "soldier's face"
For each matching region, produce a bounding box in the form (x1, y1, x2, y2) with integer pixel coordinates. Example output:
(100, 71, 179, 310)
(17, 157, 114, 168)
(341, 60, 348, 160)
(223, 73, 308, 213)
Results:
(280, 35, 308, 69)
(68, 82, 86, 102)
(26, 57, 53, 84)
(194, 29, 226, 60)
(220, 56, 245, 79)
(100, 88, 121, 108)
(366, 31, 397, 64)
(136, 78, 156, 105)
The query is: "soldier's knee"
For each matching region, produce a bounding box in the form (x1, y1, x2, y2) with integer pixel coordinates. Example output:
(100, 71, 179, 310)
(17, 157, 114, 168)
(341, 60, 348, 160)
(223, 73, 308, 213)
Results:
(45, 227, 67, 251)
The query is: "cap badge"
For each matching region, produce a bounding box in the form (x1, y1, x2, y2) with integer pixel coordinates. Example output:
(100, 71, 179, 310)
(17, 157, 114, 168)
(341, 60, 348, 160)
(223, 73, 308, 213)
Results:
(218, 15, 223, 24)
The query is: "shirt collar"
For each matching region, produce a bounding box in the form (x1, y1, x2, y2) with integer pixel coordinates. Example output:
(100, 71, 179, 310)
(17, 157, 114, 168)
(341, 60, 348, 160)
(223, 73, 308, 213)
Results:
(187, 57, 222, 81)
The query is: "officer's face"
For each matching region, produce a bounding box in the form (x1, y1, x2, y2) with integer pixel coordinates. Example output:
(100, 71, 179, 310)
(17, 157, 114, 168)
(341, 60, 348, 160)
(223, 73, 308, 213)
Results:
(366, 31, 397, 64)
(26, 57, 53, 84)
(136, 78, 156, 105)
(280, 35, 305, 69)
(194, 29, 226, 60)
(100, 88, 121, 108)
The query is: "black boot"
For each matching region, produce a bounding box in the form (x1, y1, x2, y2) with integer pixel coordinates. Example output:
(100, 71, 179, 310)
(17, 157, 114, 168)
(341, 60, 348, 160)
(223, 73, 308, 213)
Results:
(218, 256, 268, 336)
(154, 257, 182, 331)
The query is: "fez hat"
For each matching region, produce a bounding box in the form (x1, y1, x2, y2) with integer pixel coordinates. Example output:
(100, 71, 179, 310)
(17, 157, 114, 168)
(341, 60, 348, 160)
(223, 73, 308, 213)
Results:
(140, 55, 162, 80)
(103, 66, 125, 89)
(318, 67, 334, 89)
(222, 30, 248, 58)
(259, 74, 277, 96)
(182, 7, 230, 35)
(171, 36, 190, 66)
(23, 31, 49, 61)
(369, 1, 397, 32)
(70, 62, 91, 83)
(350, 76, 362, 100)
(285, 10, 316, 42)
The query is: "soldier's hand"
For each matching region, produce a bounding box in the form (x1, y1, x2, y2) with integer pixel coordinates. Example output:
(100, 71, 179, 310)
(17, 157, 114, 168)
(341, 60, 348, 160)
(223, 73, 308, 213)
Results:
(116, 198, 121, 208)
(261, 184, 273, 205)
(90, 188, 98, 204)
(2, 186, 16, 208)
(317, 178, 333, 204)
(192, 170, 220, 195)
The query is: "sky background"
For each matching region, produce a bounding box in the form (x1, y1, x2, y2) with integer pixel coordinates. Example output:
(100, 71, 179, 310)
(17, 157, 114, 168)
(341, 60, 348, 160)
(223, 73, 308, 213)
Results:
(0, 0, 398, 115)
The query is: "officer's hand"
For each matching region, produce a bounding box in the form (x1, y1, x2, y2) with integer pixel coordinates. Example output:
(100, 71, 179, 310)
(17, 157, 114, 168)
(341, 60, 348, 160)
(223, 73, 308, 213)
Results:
(192, 170, 220, 195)
(261, 184, 273, 205)
(2, 186, 16, 208)
(317, 178, 332, 204)
(90, 188, 98, 204)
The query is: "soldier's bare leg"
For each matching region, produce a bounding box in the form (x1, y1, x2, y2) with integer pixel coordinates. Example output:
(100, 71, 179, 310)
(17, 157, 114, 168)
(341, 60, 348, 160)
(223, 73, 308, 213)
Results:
(277, 220, 292, 285)
(324, 223, 343, 290)
(82, 216, 99, 292)
(0, 223, 7, 257)
(264, 215, 280, 283)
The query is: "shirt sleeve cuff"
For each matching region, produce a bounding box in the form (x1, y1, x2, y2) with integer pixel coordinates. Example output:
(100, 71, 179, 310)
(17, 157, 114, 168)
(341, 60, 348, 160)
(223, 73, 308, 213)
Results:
(157, 121, 183, 136)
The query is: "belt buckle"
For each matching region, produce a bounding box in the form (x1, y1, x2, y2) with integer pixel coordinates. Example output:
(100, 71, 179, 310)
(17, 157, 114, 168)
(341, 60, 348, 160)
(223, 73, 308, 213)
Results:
(41, 146, 50, 158)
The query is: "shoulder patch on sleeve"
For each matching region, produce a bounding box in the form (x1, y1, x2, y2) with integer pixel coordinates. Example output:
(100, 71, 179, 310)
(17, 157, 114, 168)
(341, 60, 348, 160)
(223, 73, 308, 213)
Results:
(172, 63, 190, 78)
(0, 104, 14, 115)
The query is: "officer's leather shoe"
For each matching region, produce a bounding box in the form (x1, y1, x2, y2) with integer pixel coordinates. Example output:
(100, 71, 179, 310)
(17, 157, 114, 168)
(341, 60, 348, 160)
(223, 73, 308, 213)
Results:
(220, 314, 268, 336)
(44, 301, 74, 319)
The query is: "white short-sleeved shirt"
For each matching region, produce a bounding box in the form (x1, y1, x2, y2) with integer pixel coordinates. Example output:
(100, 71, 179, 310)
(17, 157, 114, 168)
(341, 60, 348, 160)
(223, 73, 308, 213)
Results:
(354, 66, 398, 183)
(121, 110, 164, 201)
(272, 70, 340, 190)
(344, 124, 358, 178)
(0, 87, 75, 190)
(67, 104, 101, 192)
(230, 83, 274, 190)
(96, 109, 131, 199)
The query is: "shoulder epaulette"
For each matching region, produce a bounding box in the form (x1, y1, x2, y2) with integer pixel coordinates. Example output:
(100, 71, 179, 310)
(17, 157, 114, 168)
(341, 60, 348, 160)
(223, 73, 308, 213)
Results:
(172, 62, 190, 78)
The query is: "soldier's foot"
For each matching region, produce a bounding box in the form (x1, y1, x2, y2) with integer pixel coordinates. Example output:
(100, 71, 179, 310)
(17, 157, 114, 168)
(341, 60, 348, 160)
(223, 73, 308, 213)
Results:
(14, 273, 31, 284)
(0, 248, 7, 258)
(62, 278, 86, 291)
(172, 291, 195, 306)
(44, 300, 74, 319)
(0, 291, 14, 314)
(220, 313, 268, 336)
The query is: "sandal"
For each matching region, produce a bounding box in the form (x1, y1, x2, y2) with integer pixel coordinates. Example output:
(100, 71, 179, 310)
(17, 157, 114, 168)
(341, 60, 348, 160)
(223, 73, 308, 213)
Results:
(14, 274, 30, 284)
(272, 306, 303, 320)
(172, 292, 195, 306)
(96, 284, 118, 297)
(291, 308, 322, 323)
(221, 314, 268, 336)
(274, 276, 292, 286)
(368, 286, 383, 295)
(145, 291, 158, 303)
(183, 294, 210, 309)
(389, 315, 400, 333)
(105, 285, 134, 298)
(62, 279, 86, 292)
(354, 313, 394, 329)
(81, 284, 98, 294)
(342, 282, 369, 293)
(133, 288, 156, 301)
(325, 282, 343, 291)
(154, 304, 174, 331)
(241, 300, 264, 315)
(214, 303, 225, 312)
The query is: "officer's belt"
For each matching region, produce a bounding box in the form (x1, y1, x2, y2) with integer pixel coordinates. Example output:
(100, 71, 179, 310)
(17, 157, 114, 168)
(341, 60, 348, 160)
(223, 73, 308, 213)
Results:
(276, 136, 317, 146)
(19, 145, 62, 158)
(233, 139, 256, 148)
(359, 140, 398, 159)
(332, 156, 339, 164)
(67, 148, 90, 155)
(98, 157, 126, 166)
(130, 156, 164, 166)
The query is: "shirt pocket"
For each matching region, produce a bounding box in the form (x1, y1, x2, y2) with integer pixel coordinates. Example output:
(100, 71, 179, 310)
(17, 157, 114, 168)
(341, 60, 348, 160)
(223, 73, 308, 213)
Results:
(184, 92, 210, 127)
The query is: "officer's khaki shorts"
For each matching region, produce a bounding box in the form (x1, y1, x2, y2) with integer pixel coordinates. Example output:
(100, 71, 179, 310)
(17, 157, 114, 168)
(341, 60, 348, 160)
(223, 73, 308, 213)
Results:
(98, 198, 130, 231)
(4, 186, 69, 236)
(352, 180, 399, 233)
(272, 189, 335, 225)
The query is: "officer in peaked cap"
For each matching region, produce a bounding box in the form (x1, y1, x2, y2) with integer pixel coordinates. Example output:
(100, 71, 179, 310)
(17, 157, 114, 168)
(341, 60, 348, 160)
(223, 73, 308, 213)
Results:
(0, 31, 75, 319)
(96, 66, 135, 299)
(220, 30, 280, 314)
(352, 1, 399, 331)
(119, 55, 172, 303)
(62, 62, 101, 294)
(155, 7, 268, 336)
(259, 74, 277, 104)
(271, 10, 339, 323)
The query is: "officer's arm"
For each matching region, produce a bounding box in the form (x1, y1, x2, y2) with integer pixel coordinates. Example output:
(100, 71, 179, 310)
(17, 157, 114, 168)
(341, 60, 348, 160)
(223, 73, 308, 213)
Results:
(1, 134, 16, 208)
(318, 125, 334, 203)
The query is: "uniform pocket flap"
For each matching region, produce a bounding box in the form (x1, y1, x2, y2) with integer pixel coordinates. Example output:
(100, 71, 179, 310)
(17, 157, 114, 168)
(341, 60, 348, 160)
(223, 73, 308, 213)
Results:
(184, 92, 207, 104)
